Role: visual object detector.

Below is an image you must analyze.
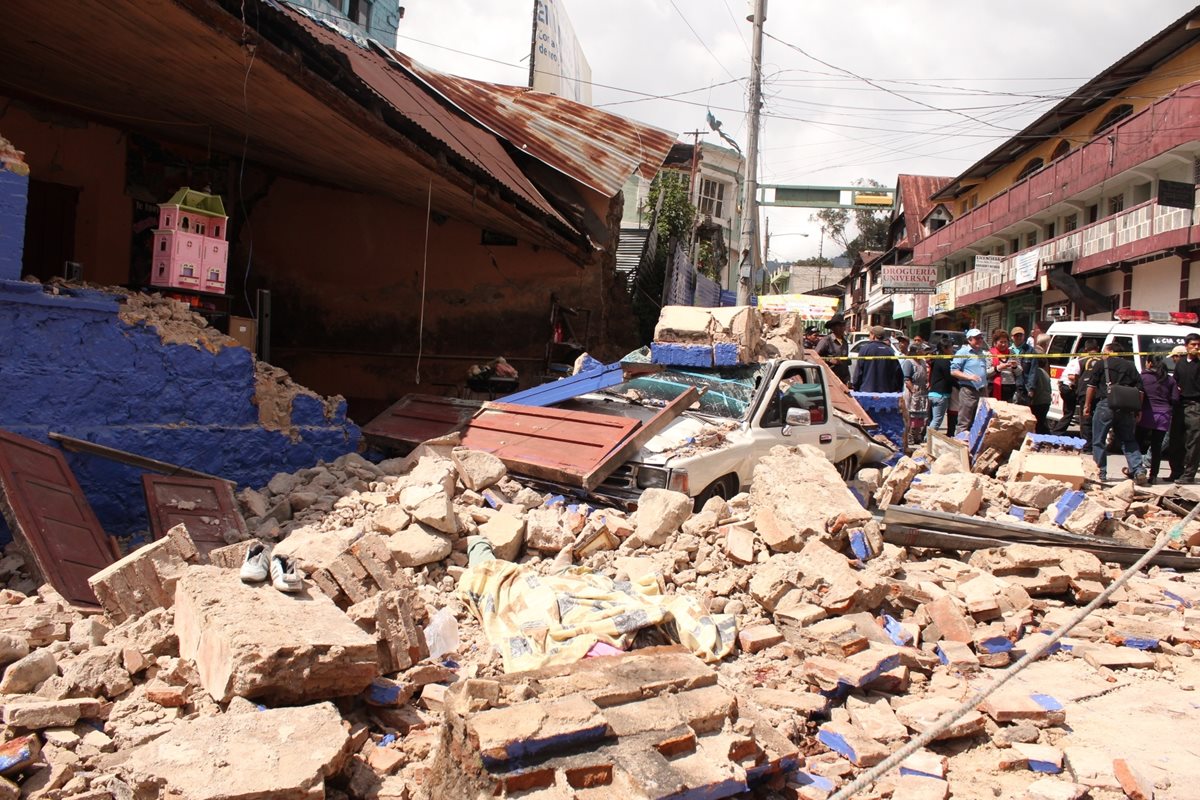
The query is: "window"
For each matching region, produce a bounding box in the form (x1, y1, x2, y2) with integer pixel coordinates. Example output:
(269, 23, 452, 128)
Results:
(968, 193, 979, 209)
(1025, 231, 1038, 248)
(159, 240, 166, 252)
(346, 0, 373, 26)
(181, 216, 189, 230)
(1093, 104, 1133, 135)
(1045, 222, 1056, 239)
(165, 216, 171, 227)
(214, 225, 221, 238)
(760, 366, 827, 428)
(1087, 204, 1099, 224)
(1108, 194, 1125, 215)
(1065, 214, 1078, 232)
(1015, 158, 1044, 182)
(1046, 335, 1076, 368)
(698, 178, 726, 218)
(1009, 238, 1020, 254)
(1051, 139, 1071, 160)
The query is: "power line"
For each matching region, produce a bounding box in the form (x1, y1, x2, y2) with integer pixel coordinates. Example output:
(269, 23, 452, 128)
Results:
(668, 0, 745, 86)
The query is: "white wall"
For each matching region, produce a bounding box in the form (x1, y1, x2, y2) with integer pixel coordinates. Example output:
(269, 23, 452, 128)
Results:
(1130, 255, 1181, 311)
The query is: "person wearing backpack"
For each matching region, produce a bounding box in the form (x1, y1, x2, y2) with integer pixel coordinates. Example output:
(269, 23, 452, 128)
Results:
(1082, 341, 1146, 484)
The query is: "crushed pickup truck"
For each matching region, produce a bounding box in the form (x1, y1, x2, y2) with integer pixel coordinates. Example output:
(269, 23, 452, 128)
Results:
(364, 306, 894, 508)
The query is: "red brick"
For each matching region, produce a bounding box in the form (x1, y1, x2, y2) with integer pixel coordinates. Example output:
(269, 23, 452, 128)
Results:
(739, 624, 784, 654)
(925, 596, 973, 643)
(1113, 758, 1154, 800)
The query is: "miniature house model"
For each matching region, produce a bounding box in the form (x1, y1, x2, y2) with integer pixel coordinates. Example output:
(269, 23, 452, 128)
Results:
(150, 188, 229, 293)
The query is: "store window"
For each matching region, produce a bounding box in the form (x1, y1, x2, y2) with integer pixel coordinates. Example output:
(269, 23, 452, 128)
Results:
(698, 178, 727, 219)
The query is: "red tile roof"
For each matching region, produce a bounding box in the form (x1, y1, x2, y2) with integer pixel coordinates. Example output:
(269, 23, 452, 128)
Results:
(894, 174, 954, 249)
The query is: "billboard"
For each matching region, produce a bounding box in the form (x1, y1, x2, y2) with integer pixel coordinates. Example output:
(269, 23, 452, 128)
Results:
(880, 264, 937, 295)
(529, 0, 593, 105)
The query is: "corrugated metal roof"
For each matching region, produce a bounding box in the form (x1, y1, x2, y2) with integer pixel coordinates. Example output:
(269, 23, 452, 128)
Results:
(274, 4, 570, 227)
(389, 51, 678, 197)
(894, 174, 953, 249)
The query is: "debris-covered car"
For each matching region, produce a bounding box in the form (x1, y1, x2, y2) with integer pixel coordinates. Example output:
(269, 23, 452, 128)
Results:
(567, 354, 895, 507)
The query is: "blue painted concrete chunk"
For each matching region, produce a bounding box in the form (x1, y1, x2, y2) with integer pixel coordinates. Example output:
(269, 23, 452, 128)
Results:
(1025, 433, 1087, 451)
(1031, 693, 1063, 712)
(816, 730, 857, 763)
(849, 530, 870, 561)
(1052, 491, 1087, 526)
(1029, 759, 1062, 774)
(1118, 636, 1159, 650)
(500, 361, 624, 407)
(792, 772, 835, 792)
(651, 342, 713, 368)
(882, 614, 911, 646)
(712, 342, 741, 366)
(977, 636, 1014, 654)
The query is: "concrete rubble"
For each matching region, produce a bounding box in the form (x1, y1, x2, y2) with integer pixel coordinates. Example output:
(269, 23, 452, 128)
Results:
(0, 417, 1196, 799)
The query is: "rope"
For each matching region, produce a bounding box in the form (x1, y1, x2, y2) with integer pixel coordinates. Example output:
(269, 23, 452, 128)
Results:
(415, 179, 432, 384)
(828, 500, 1200, 800)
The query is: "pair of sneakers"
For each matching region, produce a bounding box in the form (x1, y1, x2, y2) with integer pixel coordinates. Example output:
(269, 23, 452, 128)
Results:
(240, 543, 303, 593)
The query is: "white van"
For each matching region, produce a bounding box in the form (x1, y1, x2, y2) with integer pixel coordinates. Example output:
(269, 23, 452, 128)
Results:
(1044, 308, 1200, 424)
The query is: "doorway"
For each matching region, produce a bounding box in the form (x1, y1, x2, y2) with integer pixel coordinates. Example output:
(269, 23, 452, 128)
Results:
(22, 180, 79, 282)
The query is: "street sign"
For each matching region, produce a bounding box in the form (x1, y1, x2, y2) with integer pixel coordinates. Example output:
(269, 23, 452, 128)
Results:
(880, 264, 937, 295)
(974, 254, 1003, 274)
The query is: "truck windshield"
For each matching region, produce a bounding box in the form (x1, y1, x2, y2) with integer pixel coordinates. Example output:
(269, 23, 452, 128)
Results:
(613, 364, 767, 419)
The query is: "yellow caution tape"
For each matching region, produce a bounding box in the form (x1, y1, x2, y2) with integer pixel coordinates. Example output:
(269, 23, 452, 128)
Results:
(833, 350, 1184, 361)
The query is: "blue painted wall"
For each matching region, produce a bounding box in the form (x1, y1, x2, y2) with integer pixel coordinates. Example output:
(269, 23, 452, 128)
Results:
(0, 168, 29, 282)
(0, 281, 360, 540)
(852, 392, 906, 455)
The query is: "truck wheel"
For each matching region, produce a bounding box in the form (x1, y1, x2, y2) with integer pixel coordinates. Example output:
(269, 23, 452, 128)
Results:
(834, 455, 858, 482)
(694, 475, 738, 510)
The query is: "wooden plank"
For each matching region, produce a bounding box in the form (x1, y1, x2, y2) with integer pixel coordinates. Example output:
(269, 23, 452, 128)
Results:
(141, 475, 249, 561)
(582, 388, 701, 491)
(0, 431, 118, 609)
(362, 394, 482, 450)
(49, 433, 230, 483)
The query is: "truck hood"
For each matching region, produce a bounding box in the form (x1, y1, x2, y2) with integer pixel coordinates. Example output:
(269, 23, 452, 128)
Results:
(565, 395, 739, 467)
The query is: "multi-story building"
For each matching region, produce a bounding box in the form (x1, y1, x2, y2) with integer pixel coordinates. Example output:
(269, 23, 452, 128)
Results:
(844, 174, 952, 330)
(909, 8, 1200, 336)
(289, 0, 403, 44)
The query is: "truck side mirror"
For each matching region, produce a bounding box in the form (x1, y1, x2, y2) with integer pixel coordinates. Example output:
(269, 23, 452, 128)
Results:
(784, 408, 811, 430)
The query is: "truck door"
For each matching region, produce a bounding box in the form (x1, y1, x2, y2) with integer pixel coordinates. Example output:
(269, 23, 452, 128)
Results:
(755, 365, 831, 450)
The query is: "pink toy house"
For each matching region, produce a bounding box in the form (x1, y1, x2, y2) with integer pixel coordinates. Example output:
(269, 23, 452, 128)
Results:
(150, 188, 229, 293)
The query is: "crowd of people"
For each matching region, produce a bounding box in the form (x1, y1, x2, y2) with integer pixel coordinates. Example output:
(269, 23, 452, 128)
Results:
(809, 315, 1200, 486)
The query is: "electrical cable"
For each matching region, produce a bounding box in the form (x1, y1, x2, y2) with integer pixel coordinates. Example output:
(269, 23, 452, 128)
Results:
(668, 0, 745, 86)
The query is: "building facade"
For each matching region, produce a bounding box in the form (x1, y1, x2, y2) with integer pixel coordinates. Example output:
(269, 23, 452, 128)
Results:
(908, 8, 1200, 336)
(289, 0, 403, 45)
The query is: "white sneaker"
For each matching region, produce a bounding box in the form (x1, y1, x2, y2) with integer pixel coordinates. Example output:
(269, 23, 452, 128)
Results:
(270, 555, 303, 593)
(239, 543, 270, 584)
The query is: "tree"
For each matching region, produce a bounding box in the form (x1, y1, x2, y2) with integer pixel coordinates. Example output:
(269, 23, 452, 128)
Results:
(631, 172, 697, 343)
(810, 178, 890, 263)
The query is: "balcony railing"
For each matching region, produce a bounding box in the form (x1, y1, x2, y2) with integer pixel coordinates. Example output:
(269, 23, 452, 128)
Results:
(914, 83, 1200, 266)
(931, 198, 1197, 309)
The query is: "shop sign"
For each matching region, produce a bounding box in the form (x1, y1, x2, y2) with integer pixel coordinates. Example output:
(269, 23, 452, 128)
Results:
(974, 254, 1003, 274)
(1014, 250, 1039, 285)
(881, 264, 937, 294)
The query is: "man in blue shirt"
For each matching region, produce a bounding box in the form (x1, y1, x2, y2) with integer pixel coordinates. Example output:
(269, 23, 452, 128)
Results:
(1010, 326, 1038, 404)
(949, 328, 988, 435)
(852, 326, 903, 393)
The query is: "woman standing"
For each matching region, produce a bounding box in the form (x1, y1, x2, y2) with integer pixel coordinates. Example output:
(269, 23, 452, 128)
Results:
(1137, 354, 1179, 484)
(928, 340, 955, 434)
(904, 342, 931, 446)
(989, 329, 1021, 402)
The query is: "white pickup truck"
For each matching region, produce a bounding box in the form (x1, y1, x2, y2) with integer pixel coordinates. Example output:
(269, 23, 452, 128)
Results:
(564, 358, 895, 508)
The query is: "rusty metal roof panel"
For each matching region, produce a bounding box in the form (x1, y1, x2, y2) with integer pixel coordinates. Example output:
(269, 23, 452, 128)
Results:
(391, 52, 678, 197)
(275, 5, 569, 226)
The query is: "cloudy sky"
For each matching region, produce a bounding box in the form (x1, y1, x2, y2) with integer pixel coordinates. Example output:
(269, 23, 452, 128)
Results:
(396, 1, 1198, 259)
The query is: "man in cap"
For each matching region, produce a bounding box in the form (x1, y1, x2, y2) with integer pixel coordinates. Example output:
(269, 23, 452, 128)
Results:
(815, 314, 851, 386)
(1167, 344, 1189, 480)
(949, 328, 988, 434)
(803, 326, 821, 351)
(852, 325, 903, 393)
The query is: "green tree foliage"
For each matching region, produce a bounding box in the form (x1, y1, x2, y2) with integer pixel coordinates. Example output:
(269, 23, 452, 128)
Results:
(631, 172, 697, 344)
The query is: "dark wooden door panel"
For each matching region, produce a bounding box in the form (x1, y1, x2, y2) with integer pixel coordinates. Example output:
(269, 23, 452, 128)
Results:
(142, 475, 247, 560)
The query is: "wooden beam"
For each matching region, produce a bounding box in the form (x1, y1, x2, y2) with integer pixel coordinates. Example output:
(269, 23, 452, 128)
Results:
(581, 387, 701, 492)
(48, 433, 233, 484)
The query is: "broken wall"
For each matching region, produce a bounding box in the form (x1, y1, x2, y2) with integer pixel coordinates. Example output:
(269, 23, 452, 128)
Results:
(243, 174, 638, 419)
(0, 281, 359, 538)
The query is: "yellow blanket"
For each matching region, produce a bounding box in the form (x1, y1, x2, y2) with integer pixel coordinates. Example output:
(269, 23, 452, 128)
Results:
(459, 560, 737, 673)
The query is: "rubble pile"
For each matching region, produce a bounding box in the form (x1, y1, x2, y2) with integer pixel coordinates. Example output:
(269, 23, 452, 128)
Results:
(0, 425, 1197, 798)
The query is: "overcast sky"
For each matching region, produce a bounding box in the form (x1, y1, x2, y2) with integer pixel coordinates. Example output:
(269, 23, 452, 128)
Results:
(396, 1, 1199, 259)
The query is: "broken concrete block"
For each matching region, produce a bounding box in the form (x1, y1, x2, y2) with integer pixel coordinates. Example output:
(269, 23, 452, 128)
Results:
(925, 595, 973, 643)
(122, 702, 352, 800)
(979, 400, 1036, 457)
(1023, 777, 1089, 800)
(61, 645, 131, 698)
(347, 590, 428, 674)
(479, 513, 525, 562)
(87, 524, 199, 624)
(0, 634, 28, 668)
(1081, 644, 1156, 670)
(2, 698, 101, 729)
(400, 484, 458, 534)
(903, 473, 984, 516)
(525, 508, 572, 553)
(1010, 743, 1064, 774)
(1112, 758, 1155, 800)
(1007, 476, 1073, 510)
(894, 696, 985, 741)
(816, 721, 889, 767)
(654, 305, 716, 344)
(0, 734, 39, 776)
(723, 525, 755, 565)
(752, 687, 829, 716)
(936, 640, 979, 671)
(875, 457, 926, 509)
(751, 446, 872, 550)
(633, 488, 693, 547)
(0, 649, 56, 694)
(388, 524, 453, 568)
(372, 505, 412, 535)
(738, 624, 783, 654)
(892, 775, 949, 800)
(174, 565, 379, 703)
(979, 692, 1065, 726)
(845, 694, 907, 742)
(451, 447, 507, 492)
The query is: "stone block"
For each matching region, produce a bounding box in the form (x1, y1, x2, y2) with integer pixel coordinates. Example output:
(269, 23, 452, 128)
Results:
(875, 457, 926, 509)
(451, 447, 507, 491)
(654, 306, 716, 344)
(1112, 758, 1154, 800)
(751, 446, 872, 550)
(753, 687, 829, 716)
(0, 649, 56, 694)
(892, 775, 949, 800)
(122, 702, 352, 800)
(925, 595, 973, 643)
(479, 513, 525, 561)
(633, 489, 693, 547)
(845, 694, 907, 742)
(1006, 476, 1073, 510)
(903, 473, 983, 516)
(936, 640, 979, 671)
(1011, 742, 1064, 774)
(1023, 777, 1089, 800)
(525, 508, 572, 553)
(894, 696, 985, 741)
(174, 565, 379, 703)
(0, 734, 39, 776)
(2, 698, 101, 729)
(348, 590, 428, 674)
(738, 624, 783, 654)
(387, 525, 453, 568)
(87, 524, 199, 624)
(816, 722, 888, 767)
(978, 692, 1064, 725)
(723, 525, 755, 565)
(467, 695, 610, 769)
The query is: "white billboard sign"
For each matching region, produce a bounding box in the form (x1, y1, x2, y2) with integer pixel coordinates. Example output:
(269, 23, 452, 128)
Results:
(529, 0, 593, 105)
(1014, 250, 1040, 285)
(880, 264, 938, 295)
(974, 254, 1003, 274)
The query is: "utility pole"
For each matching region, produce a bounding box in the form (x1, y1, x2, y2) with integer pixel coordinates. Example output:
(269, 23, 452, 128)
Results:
(760, 216, 770, 295)
(735, 0, 766, 307)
